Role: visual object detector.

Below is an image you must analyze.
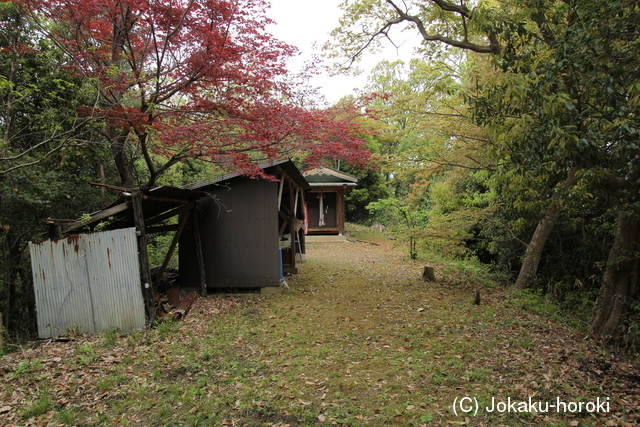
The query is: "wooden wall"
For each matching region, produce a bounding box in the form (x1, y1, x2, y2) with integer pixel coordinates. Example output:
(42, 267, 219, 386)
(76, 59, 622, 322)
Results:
(180, 178, 280, 289)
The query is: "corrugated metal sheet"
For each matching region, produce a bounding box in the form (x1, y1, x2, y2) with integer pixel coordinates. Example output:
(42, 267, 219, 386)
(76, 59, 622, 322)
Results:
(29, 228, 145, 338)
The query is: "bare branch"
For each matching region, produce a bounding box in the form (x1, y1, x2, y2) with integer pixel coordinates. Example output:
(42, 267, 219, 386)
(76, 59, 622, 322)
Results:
(0, 141, 66, 175)
(428, 0, 471, 15)
(384, 0, 501, 54)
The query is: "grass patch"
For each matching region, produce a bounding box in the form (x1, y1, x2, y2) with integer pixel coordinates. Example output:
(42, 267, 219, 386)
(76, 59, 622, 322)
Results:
(344, 222, 389, 243)
(1, 238, 638, 426)
(509, 289, 560, 318)
(22, 393, 53, 419)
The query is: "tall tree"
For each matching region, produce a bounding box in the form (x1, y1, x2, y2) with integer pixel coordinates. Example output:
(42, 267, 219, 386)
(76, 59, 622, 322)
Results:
(361, 57, 496, 257)
(331, 0, 640, 344)
(19, 0, 371, 188)
(1, 1, 94, 175)
(1, 1, 110, 339)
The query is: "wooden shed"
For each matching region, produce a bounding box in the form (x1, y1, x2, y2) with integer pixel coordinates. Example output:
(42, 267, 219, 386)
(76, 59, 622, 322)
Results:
(179, 160, 310, 291)
(302, 167, 358, 235)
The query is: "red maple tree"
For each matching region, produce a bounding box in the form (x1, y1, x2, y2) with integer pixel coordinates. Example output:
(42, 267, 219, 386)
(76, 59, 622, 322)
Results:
(17, 0, 371, 187)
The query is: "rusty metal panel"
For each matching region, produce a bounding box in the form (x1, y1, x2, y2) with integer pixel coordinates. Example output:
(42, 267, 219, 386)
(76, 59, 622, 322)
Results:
(29, 228, 145, 338)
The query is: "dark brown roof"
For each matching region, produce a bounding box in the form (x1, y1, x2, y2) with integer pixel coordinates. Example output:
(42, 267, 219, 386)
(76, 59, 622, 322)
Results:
(183, 159, 310, 191)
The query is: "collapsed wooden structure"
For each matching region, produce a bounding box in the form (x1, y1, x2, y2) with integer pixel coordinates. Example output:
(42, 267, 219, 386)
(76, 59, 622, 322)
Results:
(42, 185, 207, 326)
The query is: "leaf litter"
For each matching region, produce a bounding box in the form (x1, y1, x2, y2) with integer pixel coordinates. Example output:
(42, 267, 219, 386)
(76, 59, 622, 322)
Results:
(0, 237, 639, 426)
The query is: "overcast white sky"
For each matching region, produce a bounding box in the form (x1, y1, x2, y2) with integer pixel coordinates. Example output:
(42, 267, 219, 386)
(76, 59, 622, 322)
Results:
(265, 0, 419, 104)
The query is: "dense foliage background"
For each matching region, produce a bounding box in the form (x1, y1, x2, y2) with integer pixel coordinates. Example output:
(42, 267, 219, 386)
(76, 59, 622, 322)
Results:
(1, 0, 639, 348)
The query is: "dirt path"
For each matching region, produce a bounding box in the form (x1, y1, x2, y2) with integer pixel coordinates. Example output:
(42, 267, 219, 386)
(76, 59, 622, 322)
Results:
(255, 238, 640, 426)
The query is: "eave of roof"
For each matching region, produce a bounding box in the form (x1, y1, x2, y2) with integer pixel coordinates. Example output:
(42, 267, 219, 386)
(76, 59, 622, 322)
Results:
(182, 159, 311, 191)
(302, 166, 359, 185)
(307, 182, 358, 187)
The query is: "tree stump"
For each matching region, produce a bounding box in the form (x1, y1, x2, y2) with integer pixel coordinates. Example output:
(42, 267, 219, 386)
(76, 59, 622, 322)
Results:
(422, 266, 436, 282)
(473, 289, 481, 305)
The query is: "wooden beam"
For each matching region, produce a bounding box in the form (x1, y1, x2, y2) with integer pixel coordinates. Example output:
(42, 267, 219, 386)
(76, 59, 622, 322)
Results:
(145, 202, 194, 227)
(145, 224, 180, 234)
(132, 193, 155, 323)
(89, 182, 132, 192)
(279, 216, 288, 236)
(61, 202, 130, 234)
(119, 192, 190, 204)
(152, 210, 191, 293)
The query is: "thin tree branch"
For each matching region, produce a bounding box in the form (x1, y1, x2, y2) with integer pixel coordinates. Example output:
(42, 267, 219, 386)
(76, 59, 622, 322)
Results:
(385, 0, 501, 54)
(484, 218, 529, 247)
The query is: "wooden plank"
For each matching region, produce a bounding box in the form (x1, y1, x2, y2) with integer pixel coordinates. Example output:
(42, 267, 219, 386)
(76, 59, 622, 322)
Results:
(61, 202, 130, 234)
(307, 227, 340, 234)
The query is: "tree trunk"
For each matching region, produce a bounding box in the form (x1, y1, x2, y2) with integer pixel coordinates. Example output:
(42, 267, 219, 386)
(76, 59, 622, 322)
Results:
(589, 213, 640, 345)
(513, 205, 562, 290)
(109, 127, 135, 189)
(513, 168, 578, 290)
(422, 266, 436, 281)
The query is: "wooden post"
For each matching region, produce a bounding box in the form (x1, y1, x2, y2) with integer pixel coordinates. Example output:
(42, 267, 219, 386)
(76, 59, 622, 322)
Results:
(132, 192, 155, 323)
(289, 179, 296, 270)
(48, 224, 62, 240)
(473, 289, 481, 305)
(152, 210, 191, 292)
(277, 173, 284, 211)
(192, 207, 207, 296)
(339, 185, 346, 235)
(300, 191, 306, 255)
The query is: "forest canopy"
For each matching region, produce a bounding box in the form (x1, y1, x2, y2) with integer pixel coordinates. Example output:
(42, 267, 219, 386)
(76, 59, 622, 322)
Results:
(332, 0, 640, 346)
